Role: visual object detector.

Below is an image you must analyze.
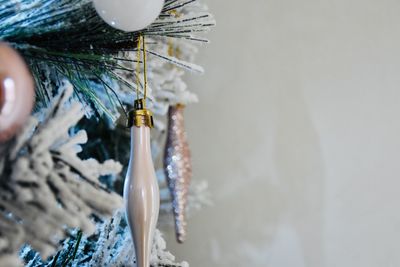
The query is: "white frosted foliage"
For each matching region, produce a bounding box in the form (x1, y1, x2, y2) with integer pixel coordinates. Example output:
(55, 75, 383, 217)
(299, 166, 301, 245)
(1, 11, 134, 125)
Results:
(0, 81, 123, 265)
(84, 210, 189, 267)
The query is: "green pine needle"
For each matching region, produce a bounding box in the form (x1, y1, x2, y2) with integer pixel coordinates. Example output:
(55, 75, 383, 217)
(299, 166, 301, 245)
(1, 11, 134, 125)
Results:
(0, 0, 215, 120)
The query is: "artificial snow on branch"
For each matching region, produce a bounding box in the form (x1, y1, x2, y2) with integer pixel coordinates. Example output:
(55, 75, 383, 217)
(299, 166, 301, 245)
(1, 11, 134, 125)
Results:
(0, 81, 123, 266)
(82, 210, 189, 267)
(22, 210, 189, 267)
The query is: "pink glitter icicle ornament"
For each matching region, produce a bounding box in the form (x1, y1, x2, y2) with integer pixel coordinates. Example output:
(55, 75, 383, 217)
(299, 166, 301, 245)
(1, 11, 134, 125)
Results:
(164, 104, 192, 243)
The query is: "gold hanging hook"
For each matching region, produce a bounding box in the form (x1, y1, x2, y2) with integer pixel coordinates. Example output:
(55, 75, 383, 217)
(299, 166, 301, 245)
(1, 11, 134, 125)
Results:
(135, 35, 142, 101)
(142, 35, 148, 101)
(128, 34, 154, 128)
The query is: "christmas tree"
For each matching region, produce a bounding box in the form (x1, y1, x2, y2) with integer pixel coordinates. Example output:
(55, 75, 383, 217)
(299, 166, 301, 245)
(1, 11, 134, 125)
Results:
(0, 0, 214, 266)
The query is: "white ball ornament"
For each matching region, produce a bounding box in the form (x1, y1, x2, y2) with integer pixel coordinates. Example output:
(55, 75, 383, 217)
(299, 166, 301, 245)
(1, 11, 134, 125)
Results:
(93, 0, 165, 32)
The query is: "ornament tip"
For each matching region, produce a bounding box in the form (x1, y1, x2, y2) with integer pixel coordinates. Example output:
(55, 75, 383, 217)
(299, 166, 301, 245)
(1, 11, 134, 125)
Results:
(176, 233, 186, 244)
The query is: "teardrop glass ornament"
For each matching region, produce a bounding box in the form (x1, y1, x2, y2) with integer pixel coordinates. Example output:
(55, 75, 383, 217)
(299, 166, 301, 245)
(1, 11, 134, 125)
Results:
(124, 102, 159, 267)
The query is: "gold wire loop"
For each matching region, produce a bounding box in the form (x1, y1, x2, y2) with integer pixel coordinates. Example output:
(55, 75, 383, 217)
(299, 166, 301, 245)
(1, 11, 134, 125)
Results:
(135, 35, 142, 101)
(134, 35, 148, 102)
(142, 35, 148, 100)
(129, 34, 153, 129)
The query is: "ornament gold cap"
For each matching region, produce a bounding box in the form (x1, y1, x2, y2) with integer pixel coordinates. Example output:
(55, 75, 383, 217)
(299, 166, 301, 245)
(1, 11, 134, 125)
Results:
(175, 103, 186, 109)
(127, 99, 154, 128)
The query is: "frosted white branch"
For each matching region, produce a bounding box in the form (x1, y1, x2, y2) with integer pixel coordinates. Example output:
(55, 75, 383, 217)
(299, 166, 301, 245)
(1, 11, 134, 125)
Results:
(0, 81, 123, 265)
(79, 210, 189, 267)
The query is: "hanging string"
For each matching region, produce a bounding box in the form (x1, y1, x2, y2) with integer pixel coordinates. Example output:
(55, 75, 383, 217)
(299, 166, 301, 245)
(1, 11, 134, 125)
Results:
(134, 35, 148, 103)
(129, 34, 152, 127)
(135, 35, 142, 102)
(142, 35, 148, 101)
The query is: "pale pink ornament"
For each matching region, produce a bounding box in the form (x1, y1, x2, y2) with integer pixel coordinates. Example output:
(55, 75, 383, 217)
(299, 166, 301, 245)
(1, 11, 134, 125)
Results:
(0, 43, 34, 142)
(124, 99, 160, 267)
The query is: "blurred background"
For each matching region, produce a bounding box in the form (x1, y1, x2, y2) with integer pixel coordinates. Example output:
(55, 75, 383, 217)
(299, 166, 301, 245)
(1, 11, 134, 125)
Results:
(163, 0, 400, 266)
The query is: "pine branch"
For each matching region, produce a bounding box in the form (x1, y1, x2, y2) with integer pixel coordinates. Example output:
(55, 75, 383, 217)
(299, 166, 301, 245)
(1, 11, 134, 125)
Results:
(0, 0, 215, 120)
(0, 81, 123, 265)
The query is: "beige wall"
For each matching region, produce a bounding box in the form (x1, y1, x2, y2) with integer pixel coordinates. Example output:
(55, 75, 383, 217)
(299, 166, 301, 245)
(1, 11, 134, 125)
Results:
(164, 0, 400, 266)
